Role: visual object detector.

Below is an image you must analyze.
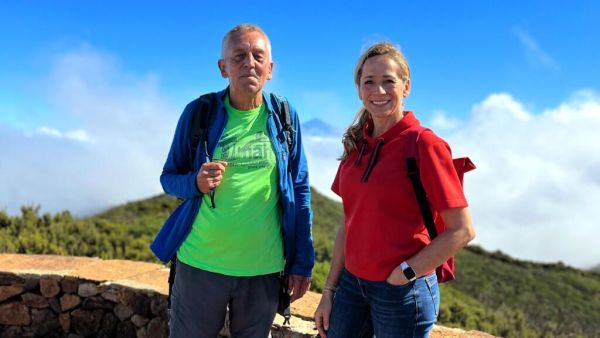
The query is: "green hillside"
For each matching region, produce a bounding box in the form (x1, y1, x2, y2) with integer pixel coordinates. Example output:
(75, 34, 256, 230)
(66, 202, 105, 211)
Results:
(1, 190, 599, 337)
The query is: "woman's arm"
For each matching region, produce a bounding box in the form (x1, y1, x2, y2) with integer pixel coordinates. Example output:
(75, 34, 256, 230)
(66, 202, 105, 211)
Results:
(314, 224, 346, 338)
(386, 207, 475, 285)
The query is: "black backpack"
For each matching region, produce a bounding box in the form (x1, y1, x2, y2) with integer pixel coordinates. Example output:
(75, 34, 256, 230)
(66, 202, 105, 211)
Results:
(167, 92, 295, 315)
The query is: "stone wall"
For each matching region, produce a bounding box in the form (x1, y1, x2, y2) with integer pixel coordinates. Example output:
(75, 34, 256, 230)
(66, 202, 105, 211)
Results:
(0, 273, 168, 337)
(0, 254, 495, 338)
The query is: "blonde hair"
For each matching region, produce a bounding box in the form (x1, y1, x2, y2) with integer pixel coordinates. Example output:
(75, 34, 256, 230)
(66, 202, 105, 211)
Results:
(340, 42, 411, 160)
(221, 24, 272, 59)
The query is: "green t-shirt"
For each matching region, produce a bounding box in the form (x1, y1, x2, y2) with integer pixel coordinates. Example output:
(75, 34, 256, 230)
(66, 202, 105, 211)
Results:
(177, 96, 284, 276)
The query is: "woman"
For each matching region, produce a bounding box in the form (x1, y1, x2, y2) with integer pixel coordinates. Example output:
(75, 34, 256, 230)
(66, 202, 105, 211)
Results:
(313, 42, 476, 337)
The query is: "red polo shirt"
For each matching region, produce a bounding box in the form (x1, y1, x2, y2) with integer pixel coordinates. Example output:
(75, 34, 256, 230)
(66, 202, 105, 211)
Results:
(332, 112, 468, 281)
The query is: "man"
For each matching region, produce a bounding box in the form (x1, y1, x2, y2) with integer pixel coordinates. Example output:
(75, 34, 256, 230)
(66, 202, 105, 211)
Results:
(151, 24, 314, 337)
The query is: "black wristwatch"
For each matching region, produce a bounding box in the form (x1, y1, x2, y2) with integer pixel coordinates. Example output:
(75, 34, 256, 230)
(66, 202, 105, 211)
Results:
(400, 261, 417, 282)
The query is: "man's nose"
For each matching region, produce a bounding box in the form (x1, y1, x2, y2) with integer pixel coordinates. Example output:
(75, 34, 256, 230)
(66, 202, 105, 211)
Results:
(242, 54, 255, 68)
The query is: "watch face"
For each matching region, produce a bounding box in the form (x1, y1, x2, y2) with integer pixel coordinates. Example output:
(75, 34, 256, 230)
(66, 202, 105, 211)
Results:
(403, 266, 416, 280)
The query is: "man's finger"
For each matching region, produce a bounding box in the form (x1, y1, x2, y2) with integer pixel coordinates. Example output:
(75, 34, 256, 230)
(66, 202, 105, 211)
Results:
(287, 277, 296, 293)
(202, 162, 226, 171)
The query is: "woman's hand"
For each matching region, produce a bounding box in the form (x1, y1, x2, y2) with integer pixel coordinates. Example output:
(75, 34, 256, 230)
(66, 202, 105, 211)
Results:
(385, 265, 409, 286)
(314, 292, 334, 338)
(196, 161, 228, 193)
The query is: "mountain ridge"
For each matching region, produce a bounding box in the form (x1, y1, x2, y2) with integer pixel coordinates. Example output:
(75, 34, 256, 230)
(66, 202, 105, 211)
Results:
(1, 190, 598, 337)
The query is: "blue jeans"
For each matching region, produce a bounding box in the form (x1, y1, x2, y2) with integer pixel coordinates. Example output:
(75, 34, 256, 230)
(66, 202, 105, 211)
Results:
(328, 269, 439, 338)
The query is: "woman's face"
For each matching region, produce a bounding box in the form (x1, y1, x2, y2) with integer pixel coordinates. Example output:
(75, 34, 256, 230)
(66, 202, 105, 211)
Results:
(358, 54, 410, 122)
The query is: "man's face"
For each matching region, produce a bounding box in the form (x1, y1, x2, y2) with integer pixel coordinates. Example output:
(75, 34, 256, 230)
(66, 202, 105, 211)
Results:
(218, 31, 273, 97)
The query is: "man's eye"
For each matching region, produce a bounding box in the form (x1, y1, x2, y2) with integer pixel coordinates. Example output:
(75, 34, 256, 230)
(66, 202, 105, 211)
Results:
(233, 54, 244, 62)
(363, 80, 373, 85)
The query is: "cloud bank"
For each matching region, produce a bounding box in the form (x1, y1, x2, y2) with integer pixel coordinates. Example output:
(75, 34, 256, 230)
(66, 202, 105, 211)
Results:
(1, 45, 177, 216)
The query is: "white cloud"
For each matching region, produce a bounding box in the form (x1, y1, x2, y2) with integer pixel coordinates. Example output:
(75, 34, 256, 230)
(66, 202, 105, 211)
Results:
(514, 27, 559, 70)
(26, 126, 93, 143)
(304, 135, 343, 202)
(0, 45, 178, 216)
(429, 109, 460, 130)
(443, 91, 600, 269)
(303, 91, 600, 269)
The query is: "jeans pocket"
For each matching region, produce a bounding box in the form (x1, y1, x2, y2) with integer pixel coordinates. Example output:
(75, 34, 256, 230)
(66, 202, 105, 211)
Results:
(424, 274, 439, 317)
(383, 278, 414, 289)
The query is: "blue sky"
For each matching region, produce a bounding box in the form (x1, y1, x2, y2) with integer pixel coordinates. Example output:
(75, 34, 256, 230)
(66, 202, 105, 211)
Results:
(2, 1, 599, 129)
(2, 1, 600, 268)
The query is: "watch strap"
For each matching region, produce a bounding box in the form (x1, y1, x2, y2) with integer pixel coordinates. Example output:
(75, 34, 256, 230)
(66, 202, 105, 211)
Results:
(400, 261, 417, 282)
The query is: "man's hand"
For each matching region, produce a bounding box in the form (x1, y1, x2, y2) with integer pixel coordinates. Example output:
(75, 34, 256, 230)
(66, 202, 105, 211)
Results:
(287, 274, 310, 303)
(196, 161, 228, 193)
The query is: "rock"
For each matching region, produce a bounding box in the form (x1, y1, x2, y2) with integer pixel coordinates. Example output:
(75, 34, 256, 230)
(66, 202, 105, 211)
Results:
(0, 302, 30, 326)
(39, 277, 60, 298)
(70, 309, 103, 336)
(136, 326, 148, 338)
(116, 321, 137, 338)
(119, 288, 151, 317)
(101, 288, 119, 303)
(150, 295, 168, 320)
(60, 294, 82, 311)
(0, 326, 23, 338)
(0, 273, 24, 286)
(0, 285, 24, 302)
(20, 327, 36, 338)
(146, 317, 168, 338)
(61, 276, 80, 294)
(59, 312, 71, 334)
(78, 283, 99, 297)
(67, 334, 85, 338)
(22, 275, 39, 292)
(30, 308, 60, 336)
(114, 304, 134, 321)
(100, 312, 118, 337)
(130, 314, 149, 327)
(21, 292, 49, 308)
(48, 297, 61, 314)
(82, 296, 114, 310)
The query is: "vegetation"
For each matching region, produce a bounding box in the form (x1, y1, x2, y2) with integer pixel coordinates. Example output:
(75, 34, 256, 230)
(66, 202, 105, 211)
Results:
(1, 189, 599, 337)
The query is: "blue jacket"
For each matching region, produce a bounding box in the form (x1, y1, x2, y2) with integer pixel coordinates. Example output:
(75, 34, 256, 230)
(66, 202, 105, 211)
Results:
(150, 88, 315, 277)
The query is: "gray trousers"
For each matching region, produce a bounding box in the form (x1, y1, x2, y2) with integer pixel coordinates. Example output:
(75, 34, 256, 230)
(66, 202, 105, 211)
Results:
(170, 261, 280, 338)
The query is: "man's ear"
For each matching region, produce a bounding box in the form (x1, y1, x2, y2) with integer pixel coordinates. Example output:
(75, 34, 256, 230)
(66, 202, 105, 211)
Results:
(218, 59, 228, 78)
(266, 61, 274, 80)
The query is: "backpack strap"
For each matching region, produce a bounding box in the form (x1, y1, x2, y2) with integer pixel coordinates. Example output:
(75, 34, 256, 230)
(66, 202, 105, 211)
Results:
(404, 125, 438, 239)
(406, 158, 438, 239)
(190, 92, 217, 166)
(167, 257, 177, 311)
(270, 93, 294, 153)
